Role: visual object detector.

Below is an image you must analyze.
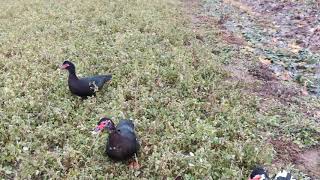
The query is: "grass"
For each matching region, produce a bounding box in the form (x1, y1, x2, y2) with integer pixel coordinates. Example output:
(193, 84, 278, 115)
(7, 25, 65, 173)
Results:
(0, 0, 318, 179)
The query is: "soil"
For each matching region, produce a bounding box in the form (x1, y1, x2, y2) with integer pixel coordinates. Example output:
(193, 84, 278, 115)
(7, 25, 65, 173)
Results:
(182, 0, 320, 178)
(295, 148, 320, 178)
(271, 139, 320, 178)
(206, 0, 320, 95)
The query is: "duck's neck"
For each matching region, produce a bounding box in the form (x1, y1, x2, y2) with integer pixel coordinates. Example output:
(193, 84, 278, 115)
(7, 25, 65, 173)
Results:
(107, 126, 116, 133)
(68, 69, 78, 80)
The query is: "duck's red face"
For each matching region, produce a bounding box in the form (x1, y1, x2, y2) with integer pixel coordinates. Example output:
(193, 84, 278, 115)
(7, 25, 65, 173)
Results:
(60, 63, 70, 69)
(94, 118, 115, 133)
(249, 175, 266, 180)
(60, 60, 74, 70)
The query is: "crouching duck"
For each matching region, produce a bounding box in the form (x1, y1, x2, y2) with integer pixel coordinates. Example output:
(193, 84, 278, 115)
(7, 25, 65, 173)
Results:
(60, 60, 112, 98)
(94, 117, 140, 161)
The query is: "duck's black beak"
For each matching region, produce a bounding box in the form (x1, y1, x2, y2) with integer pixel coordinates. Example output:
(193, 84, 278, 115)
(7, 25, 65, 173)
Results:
(92, 126, 102, 135)
(94, 126, 102, 132)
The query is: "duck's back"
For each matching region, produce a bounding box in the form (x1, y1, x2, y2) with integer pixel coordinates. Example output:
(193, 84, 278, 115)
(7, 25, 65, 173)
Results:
(80, 75, 112, 90)
(106, 133, 139, 160)
(68, 74, 112, 97)
(106, 120, 139, 160)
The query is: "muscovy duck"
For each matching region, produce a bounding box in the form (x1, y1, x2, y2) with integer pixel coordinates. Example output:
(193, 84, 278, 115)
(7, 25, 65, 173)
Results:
(60, 60, 112, 98)
(249, 166, 270, 180)
(94, 117, 140, 161)
(274, 170, 295, 180)
(249, 167, 295, 180)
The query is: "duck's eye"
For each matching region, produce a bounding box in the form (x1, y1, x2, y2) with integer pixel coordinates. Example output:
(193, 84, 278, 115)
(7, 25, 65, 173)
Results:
(117, 129, 121, 132)
(101, 121, 108, 126)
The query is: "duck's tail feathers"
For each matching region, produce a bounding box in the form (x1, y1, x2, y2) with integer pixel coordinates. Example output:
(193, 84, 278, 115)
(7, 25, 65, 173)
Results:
(103, 74, 112, 82)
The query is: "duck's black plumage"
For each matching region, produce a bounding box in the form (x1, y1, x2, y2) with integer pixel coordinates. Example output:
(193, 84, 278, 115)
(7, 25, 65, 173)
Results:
(61, 61, 112, 98)
(95, 118, 139, 161)
(249, 166, 269, 180)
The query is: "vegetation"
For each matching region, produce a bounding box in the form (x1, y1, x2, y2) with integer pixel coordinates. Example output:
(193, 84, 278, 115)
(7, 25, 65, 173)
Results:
(0, 0, 318, 179)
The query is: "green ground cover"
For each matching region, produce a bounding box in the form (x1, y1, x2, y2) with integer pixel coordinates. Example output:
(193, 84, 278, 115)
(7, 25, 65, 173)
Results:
(0, 0, 318, 179)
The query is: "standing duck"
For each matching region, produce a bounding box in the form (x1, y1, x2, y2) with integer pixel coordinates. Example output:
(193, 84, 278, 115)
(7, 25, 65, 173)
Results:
(60, 60, 112, 98)
(94, 117, 140, 161)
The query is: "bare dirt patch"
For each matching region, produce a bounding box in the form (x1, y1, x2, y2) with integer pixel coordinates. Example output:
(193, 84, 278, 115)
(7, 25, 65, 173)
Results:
(270, 139, 301, 164)
(248, 64, 276, 82)
(271, 139, 320, 178)
(220, 30, 246, 46)
(254, 81, 300, 104)
(295, 147, 320, 178)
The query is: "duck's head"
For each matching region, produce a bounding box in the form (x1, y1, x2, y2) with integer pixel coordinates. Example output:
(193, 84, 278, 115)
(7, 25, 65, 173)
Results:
(249, 167, 269, 180)
(60, 60, 75, 72)
(94, 117, 116, 133)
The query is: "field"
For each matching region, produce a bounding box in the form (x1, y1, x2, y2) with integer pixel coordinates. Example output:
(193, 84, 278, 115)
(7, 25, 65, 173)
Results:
(0, 0, 319, 179)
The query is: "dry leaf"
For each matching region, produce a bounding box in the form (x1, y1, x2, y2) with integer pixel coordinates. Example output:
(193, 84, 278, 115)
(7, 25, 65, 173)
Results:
(244, 46, 254, 52)
(271, 37, 278, 44)
(224, 0, 260, 16)
(288, 42, 301, 53)
(301, 89, 308, 96)
(129, 160, 141, 170)
(259, 56, 272, 65)
(301, 82, 309, 96)
(280, 71, 292, 81)
(314, 111, 320, 118)
(296, 20, 308, 27)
